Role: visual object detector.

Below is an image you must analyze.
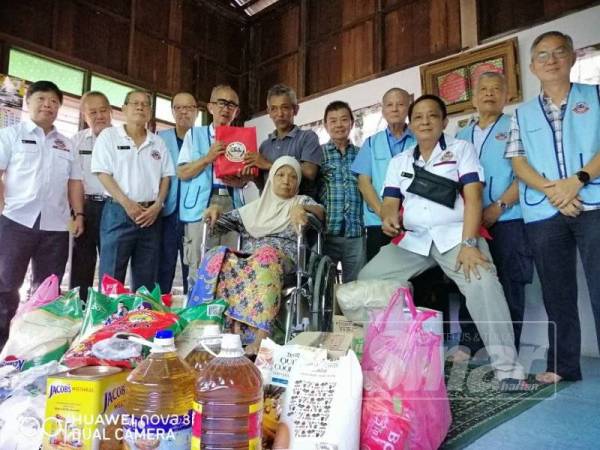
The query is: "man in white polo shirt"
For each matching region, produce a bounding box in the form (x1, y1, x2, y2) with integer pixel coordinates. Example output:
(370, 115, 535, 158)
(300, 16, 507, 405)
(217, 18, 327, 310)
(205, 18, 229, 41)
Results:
(92, 90, 174, 291)
(0, 80, 84, 345)
(359, 94, 525, 386)
(69, 91, 112, 301)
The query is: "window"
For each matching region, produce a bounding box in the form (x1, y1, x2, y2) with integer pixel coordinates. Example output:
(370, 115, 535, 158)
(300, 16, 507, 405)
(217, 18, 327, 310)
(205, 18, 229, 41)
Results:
(8, 49, 84, 96)
(572, 43, 600, 84)
(155, 94, 206, 130)
(90, 75, 137, 107)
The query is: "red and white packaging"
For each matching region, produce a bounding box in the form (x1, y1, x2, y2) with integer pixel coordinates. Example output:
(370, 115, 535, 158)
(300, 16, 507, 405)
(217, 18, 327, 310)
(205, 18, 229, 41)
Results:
(214, 125, 259, 178)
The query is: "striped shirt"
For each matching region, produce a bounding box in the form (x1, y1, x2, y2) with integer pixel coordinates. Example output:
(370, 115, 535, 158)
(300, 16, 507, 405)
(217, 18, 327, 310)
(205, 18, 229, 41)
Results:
(318, 141, 363, 237)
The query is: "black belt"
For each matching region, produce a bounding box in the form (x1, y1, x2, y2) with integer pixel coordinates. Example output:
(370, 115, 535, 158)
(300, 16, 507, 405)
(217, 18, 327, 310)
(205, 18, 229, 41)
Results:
(106, 197, 155, 208)
(211, 187, 230, 196)
(85, 194, 106, 202)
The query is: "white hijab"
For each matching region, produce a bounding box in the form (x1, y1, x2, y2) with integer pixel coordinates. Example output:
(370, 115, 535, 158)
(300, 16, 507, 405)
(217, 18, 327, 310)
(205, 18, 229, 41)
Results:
(239, 156, 305, 238)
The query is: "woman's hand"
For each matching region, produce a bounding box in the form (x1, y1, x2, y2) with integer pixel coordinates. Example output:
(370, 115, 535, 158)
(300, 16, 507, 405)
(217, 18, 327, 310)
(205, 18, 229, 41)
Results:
(290, 205, 308, 233)
(455, 245, 492, 282)
(203, 205, 222, 227)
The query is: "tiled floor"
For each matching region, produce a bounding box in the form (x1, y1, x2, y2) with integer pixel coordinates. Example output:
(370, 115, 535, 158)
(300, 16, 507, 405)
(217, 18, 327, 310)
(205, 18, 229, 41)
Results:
(465, 357, 600, 449)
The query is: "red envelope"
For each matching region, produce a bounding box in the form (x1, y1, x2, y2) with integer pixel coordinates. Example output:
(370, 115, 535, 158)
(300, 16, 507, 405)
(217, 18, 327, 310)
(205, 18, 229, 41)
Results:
(214, 125, 259, 178)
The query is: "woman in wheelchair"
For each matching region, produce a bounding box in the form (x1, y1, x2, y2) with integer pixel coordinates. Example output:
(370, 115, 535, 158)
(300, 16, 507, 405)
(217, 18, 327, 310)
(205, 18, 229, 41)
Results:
(192, 156, 324, 354)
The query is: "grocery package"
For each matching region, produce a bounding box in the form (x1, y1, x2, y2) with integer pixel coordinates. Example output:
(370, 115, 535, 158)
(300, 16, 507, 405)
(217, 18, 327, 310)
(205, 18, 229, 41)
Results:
(62, 309, 181, 369)
(124, 330, 196, 450)
(0, 289, 83, 371)
(214, 125, 259, 178)
(42, 366, 128, 450)
(333, 314, 365, 359)
(174, 299, 228, 359)
(77, 289, 169, 344)
(0, 387, 46, 450)
(100, 274, 172, 305)
(336, 279, 402, 323)
(184, 324, 221, 375)
(288, 331, 353, 359)
(193, 334, 263, 450)
(13, 274, 60, 318)
(281, 350, 363, 450)
(360, 287, 451, 450)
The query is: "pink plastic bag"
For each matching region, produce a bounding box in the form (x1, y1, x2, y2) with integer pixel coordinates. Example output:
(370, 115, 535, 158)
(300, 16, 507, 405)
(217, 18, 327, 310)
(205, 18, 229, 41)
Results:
(14, 274, 60, 319)
(360, 286, 451, 450)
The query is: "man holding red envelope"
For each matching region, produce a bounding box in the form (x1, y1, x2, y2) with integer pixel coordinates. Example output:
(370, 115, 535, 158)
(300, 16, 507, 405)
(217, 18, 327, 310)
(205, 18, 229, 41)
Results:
(177, 84, 251, 287)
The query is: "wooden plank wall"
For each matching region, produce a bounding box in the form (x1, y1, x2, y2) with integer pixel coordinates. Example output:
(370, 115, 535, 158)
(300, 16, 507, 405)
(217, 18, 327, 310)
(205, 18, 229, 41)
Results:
(477, 0, 600, 41)
(0, 0, 247, 110)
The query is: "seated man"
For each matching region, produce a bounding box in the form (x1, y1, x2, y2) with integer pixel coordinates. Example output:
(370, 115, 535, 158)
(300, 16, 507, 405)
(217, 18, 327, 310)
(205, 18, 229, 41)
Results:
(358, 94, 524, 383)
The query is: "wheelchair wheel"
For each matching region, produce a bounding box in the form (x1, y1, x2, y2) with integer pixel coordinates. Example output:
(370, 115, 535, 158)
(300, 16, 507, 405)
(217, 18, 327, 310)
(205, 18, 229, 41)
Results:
(312, 254, 336, 332)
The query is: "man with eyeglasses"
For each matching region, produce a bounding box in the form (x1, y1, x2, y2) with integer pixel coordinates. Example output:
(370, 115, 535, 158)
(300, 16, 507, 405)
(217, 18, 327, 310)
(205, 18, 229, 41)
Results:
(177, 84, 247, 287)
(506, 31, 600, 384)
(91, 90, 174, 291)
(69, 91, 112, 301)
(156, 92, 198, 294)
(244, 83, 322, 199)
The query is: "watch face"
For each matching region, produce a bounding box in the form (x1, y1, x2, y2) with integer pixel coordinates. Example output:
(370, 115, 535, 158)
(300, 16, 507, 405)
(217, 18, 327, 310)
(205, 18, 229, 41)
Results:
(578, 171, 590, 184)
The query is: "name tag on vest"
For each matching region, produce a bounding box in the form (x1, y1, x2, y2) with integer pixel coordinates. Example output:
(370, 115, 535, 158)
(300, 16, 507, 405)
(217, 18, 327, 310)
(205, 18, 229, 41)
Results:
(21, 139, 36, 144)
(79, 150, 92, 155)
(117, 145, 131, 150)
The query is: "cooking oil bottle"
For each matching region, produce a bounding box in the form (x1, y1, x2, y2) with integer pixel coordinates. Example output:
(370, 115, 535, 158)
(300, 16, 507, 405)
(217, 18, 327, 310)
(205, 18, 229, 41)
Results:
(123, 329, 195, 449)
(193, 333, 263, 449)
(185, 324, 221, 376)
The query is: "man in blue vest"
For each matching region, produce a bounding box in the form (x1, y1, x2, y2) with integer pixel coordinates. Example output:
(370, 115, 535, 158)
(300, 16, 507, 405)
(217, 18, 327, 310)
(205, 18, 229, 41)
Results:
(177, 85, 246, 288)
(351, 88, 416, 261)
(506, 31, 600, 383)
(456, 72, 534, 356)
(156, 92, 198, 294)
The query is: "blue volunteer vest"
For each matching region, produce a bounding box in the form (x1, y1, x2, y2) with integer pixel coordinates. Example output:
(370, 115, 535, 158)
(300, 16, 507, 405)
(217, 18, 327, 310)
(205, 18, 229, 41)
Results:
(516, 83, 600, 223)
(363, 129, 417, 226)
(456, 114, 522, 221)
(158, 128, 180, 217)
(178, 126, 244, 223)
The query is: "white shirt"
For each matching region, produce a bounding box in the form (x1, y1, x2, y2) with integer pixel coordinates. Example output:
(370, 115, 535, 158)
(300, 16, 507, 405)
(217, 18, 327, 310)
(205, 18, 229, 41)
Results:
(91, 125, 175, 203)
(383, 134, 484, 256)
(473, 124, 493, 157)
(0, 120, 82, 231)
(71, 128, 106, 196)
(178, 123, 225, 187)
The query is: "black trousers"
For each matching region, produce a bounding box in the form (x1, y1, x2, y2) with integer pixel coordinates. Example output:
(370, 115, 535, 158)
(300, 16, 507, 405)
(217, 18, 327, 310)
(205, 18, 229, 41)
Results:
(69, 199, 105, 301)
(365, 225, 391, 262)
(0, 215, 69, 346)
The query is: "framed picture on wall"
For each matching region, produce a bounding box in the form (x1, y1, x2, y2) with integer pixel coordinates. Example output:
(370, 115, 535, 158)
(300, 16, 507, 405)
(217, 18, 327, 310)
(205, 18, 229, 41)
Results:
(420, 38, 522, 115)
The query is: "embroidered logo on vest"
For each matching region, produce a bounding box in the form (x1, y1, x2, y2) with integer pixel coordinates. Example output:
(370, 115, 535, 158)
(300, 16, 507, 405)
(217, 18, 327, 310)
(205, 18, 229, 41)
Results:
(151, 149, 161, 160)
(572, 102, 589, 114)
(441, 151, 454, 161)
(495, 132, 508, 141)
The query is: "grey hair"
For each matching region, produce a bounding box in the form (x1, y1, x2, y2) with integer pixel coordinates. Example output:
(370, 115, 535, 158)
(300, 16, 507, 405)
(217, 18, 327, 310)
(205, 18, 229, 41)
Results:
(382, 87, 410, 103)
(81, 90, 110, 109)
(530, 31, 574, 59)
(123, 90, 153, 107)
(210, 84, 237, 102)
(266, 83, 298, 106)
(475, 71, 507, 89)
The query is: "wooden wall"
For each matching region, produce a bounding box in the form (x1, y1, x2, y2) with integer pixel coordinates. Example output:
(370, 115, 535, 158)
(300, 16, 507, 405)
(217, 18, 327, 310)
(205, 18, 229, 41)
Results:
(478, 0, 600, 41)
(0, 0, 248, 111)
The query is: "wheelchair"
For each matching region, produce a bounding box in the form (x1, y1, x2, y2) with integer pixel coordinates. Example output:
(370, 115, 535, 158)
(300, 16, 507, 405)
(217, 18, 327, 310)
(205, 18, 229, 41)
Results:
(199, 213, 337, 343)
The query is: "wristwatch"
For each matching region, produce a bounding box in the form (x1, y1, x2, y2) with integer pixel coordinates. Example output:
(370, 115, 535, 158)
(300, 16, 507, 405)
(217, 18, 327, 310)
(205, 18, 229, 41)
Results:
(496, 200, 509, 210)
(576, 170, 590, 186)
(461, 237, 478, 248)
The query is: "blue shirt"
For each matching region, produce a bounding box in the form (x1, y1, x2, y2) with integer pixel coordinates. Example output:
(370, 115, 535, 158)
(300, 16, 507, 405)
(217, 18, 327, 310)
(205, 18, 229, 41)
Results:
(351, 126, 414, 176)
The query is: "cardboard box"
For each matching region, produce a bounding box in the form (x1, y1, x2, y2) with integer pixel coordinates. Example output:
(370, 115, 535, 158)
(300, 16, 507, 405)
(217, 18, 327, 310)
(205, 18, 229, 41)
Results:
(288, 332, 354, 359)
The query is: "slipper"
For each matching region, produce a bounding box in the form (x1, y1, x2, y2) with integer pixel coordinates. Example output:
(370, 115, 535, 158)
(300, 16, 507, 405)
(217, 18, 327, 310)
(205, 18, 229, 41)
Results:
(535, 372, 563, 384)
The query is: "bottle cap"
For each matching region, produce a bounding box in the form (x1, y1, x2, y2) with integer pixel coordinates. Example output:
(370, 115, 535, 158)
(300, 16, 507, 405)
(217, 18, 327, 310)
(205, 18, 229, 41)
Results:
(152, 329, 176, 352)
(221, 333, 242, 351)
(202, 325, 221, 338)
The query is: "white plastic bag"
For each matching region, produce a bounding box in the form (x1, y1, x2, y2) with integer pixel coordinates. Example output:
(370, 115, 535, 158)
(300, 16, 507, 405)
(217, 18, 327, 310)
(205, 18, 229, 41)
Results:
(336, 279, 403, 322)
(0, 389, 46, 450)
(281, 350, 363, 450)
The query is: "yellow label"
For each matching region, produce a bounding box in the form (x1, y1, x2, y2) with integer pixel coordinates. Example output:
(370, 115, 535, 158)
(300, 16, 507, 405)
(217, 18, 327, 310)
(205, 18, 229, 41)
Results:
(191, 437, 201, 450)
(249, 400, 263, 414)
(249, 436, 261, 450)
(42, 369, 129, 450)
(193, 400, 203, 413)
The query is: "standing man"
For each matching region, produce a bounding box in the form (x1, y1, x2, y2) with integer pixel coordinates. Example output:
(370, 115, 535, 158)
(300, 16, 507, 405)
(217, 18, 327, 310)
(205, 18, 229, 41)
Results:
(351, 88, 416, 261)
(69, 91, 112, 301)
(156, 92, 198, 294)
(456, 72, 534, 352)
(507, 31, 600, 383)
(92, 90, 174, 291)
(177, 85, 246, 287)
(244, 84, 322, 198)
(0, 80, 84, 345)
(359, 94, 524, 385)
(319, 101, 365, 282)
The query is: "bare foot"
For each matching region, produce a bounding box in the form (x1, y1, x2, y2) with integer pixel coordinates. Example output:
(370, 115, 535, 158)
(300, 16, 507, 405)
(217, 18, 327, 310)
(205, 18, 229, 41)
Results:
(535, 371, 563, 384)
(447, 348, 471, 363)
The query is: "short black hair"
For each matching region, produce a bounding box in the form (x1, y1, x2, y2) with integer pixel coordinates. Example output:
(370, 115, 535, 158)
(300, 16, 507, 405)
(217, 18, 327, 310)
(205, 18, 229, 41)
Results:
(323, 100, 354, 123)
(26, 80, 63, 104)
(408, 94, 447, 121)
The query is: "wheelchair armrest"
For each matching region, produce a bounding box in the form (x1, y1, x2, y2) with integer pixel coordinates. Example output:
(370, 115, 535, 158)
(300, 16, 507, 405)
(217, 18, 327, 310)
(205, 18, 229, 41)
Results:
(304, 212, 323, 234)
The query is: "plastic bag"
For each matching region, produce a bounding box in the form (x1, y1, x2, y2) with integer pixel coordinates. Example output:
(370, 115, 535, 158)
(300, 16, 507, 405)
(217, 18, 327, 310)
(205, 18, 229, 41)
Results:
(0, 388, 46, 450)
(360, 287, 451, 450)
(0, 290, 83, 372)
(173, 299, 229, 358)
(336, 279, 402, 323)
(13, 274, 61, 319)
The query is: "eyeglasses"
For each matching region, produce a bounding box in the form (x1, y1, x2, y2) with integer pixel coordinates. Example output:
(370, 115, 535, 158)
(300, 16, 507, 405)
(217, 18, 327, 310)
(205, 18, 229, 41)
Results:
(211, 99, 239, 110)
(173, 105, 197, 112)
(127, 101, 151, 109)
(533, 47, 571, 63)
